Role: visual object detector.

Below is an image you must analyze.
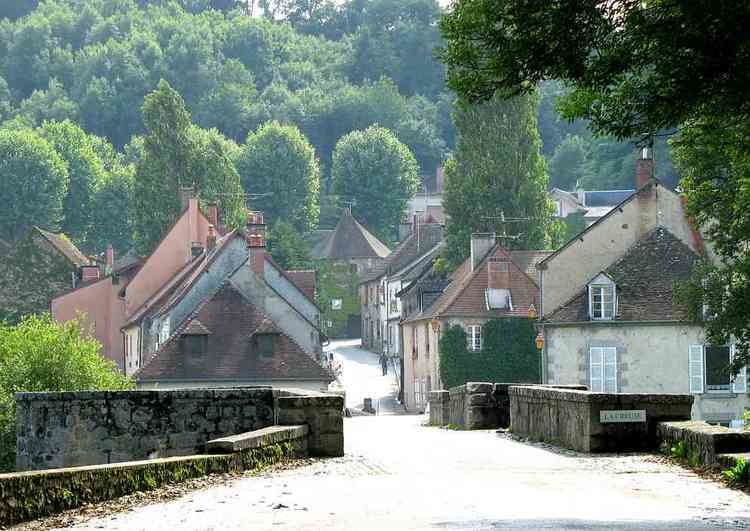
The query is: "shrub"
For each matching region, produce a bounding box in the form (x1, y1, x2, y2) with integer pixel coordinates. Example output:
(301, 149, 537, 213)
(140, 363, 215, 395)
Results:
(669, 440, 688, 460)
(0, 314, 133, 471)
(723, 458, 750, 485)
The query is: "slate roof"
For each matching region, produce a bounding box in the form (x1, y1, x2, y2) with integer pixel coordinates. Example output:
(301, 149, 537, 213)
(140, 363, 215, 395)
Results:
(386, 224, 442, 276)
(545, 227, 699, 324)
(405, 246, 550, 322)
(137, 283, 334, 383)
(318, 210, 390, 260)
(359, 262, 388, 284)
(35, 227, 90, 267)
(583, 190, 635, 207)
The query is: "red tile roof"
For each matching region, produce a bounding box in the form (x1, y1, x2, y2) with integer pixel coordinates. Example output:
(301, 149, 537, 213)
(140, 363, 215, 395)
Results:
(284, 270, 316, 302)
(137, 283, 334, 383)
(35, 227, 90, 267)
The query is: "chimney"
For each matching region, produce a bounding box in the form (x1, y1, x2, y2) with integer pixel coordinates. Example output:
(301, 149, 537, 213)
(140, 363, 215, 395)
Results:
(207, 202, 219, 230)
(105, 244, 114, 272)
(207, 224, 217, 252)
(246, 211, 266, 275)
(487, 258, 510, 289)
(636, 146, 654, 188)
(179, 185, 194, 211)
(80, 265, 100, 284)
(470, 233, 495, 271)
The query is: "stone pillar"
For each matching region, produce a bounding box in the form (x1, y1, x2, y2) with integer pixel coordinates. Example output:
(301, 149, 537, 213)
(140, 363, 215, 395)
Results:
(464, 382, 496, 429)
(276, 395, 344, 457)
(428, 390, 449, 426)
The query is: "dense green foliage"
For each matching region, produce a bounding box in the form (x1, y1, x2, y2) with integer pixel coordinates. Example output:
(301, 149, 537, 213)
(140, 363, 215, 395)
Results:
(443, 94, 560, 267)
(315, 261, 359, 339)
(441, 0, 750, 366)
(331, 125, 419, 241)
(0, 129, 67, 241)
(438, 320, 540, 389)
(238, 121, 320, 231)
(266, 220, 312, 270)
(0, 315, 133, 471)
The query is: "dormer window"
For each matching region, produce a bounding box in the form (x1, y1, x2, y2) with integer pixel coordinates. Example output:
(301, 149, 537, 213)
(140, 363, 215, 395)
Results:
(588, 273, 616, 320)
(253, 333, 277, 358)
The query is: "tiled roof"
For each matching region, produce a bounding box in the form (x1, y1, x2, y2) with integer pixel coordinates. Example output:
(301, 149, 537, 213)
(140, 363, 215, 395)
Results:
(508, 250, 552, 282)
(35, 227, 90, 267)
(307, 230, 334, 259)
(284, 270, 316, 301)
(359, 263, 388, 284)
(137, 283, 334, 383)
(183, 319, 211, 335)
(545, 227, 699, 323)
(406, 245, 545, 322)
(386, 224, 442, 276)
(319, 210, 390, 260)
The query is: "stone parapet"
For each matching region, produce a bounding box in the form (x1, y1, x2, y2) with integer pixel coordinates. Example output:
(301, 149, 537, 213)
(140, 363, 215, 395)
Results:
(277, 395, 344, 457)
(206, 425, 309, 453)
(657, 420, 750, 465)
(428, 391, 449, 426)
(509, 385, 693, 452)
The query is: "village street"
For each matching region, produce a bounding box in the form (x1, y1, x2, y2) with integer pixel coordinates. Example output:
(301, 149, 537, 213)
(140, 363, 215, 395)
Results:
(50, 341, 750, 531)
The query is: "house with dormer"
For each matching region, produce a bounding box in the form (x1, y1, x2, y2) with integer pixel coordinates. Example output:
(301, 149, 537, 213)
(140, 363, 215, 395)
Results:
(400, 233, 550, 411)
(539, 149, 749, 425)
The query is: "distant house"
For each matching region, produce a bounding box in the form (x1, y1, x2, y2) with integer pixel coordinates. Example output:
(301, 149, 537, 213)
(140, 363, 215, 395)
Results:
(309, 207, 390, 338)
(122, 213, 325, 383)
(540, 150, 749, 426)
(404, 166, 446, 233)
(550, 187, 635, 226)
(400, 233, 550, 412)
(0, 226, 91, 323)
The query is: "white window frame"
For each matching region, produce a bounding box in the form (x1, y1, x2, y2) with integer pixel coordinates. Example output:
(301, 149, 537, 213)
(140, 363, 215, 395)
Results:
(588, 274, 616, 321)
(467, 325, 482, 352)
(731, 345, 747, 394)
(589, 347, 617, 393)
(689, 345, 704, 394)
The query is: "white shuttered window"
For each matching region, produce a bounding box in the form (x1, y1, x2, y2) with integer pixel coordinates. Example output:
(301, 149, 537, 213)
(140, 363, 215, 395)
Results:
(589, 347, 617, 393)
(731, 345, 747, 394)
(689, 345, 705, 394)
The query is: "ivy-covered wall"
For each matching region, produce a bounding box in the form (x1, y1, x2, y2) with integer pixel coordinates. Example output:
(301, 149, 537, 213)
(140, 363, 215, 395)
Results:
(315, 260, 361, 338)
(0, 441, 303, 527)
(0, 230, 79, 323)
(439, 319, 541, 389)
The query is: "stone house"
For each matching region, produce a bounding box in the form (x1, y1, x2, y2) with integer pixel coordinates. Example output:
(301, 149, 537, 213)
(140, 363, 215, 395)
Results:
(550, 187, 635, 226)
(0, 226, 92, 323)
(52, 194, 211, 369)
(400, 233, 550, 412)
(309, 207, 390, 338)
(122, 213, 325, 381)
(539, 150, 749, 425)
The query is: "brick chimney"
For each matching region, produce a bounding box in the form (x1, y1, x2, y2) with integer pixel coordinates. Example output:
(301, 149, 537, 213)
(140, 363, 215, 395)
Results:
(487, 258, 510, 289)
(207, 202, 219, 230)
(470, 233, 495, 271)
(105, 244, 114, 272)
(246, 211, 266, 275)
(636, 146, 654, 188)
(207, 224, 217, 252)
(179, 185, 194, 211)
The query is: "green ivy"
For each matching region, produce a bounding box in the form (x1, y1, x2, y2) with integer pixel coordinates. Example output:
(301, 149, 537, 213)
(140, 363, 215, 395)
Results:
(439, 319, 541, 389)
(315, 260, 360, 338)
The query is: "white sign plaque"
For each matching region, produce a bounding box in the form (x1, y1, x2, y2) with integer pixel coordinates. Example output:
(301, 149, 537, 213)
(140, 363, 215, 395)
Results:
(600, 410, 646, 423)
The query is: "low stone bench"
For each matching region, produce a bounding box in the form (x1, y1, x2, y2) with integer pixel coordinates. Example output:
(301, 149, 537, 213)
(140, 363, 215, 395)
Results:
(206, 425, 308, 453)
(657, 421, 750, 465)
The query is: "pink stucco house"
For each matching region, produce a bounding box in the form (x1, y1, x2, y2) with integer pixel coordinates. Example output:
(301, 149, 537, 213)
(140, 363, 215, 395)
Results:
(52, 195, 212, 371)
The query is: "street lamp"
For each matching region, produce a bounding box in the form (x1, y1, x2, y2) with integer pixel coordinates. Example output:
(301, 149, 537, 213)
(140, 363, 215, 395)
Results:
(535, 331, 544, 351)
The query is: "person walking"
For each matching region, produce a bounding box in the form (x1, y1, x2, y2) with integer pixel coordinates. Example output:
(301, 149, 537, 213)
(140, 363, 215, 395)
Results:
(380, 354, 388, 376)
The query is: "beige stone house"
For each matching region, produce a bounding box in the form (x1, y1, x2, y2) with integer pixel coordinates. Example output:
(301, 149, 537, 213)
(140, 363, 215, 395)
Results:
(539, 151, 749, 425)
(400, 234, 549, 412)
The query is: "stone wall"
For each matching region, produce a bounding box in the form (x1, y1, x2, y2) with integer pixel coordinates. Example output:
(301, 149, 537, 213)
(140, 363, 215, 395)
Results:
(656, 420, 750, 465)
(509, 385, 693, 452)
(15, 387, 343, 471)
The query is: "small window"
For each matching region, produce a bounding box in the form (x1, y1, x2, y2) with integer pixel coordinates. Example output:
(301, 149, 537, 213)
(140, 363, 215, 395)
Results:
(425, 323, 430, 358)
(160, 318, 171, 343)
(706, 345, 731, 392)
(331, 299, 343, 310)
(254, 334, 276, 358)
(467, 325, 482, 352)
(181, 335, 207, 357)
(412, 326, 418, 358)
(486, 288, 512, 310)
(588, 274, 616, 320)
(589, 347, 617, 393)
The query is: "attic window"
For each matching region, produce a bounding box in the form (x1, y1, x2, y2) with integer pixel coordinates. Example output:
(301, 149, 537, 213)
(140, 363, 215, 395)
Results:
(181, 335, 207, 357)
(254, 333, 276, 358)
(588, 274, 616, 321)
(486, 288, 512, 310)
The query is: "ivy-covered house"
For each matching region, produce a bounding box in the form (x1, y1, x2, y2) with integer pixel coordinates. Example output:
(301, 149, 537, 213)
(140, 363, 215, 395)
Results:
(309, 207, 390, 338)
(0, 226, 91, 323)
(400, 233, 550, 411)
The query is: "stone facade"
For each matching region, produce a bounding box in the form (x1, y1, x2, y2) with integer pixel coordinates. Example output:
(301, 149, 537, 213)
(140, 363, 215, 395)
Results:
(15, 387, 343, 471)
(509, 385, 693, 453)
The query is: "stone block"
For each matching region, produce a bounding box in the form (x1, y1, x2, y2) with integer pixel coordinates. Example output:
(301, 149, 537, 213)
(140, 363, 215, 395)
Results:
(657, 420, 750, 465)
(465, 382, 493, 394)
(206, 425, 308, 453)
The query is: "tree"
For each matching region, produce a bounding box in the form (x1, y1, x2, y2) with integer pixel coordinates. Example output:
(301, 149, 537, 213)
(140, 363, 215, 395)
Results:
(238, 121, 320, 231)
(0, 314, 133, 471)
(132, 80, 245, 254)
(443, 94, 560, 268)
(15, 79, 79, 126)
(38, 120, 105, 248)
(331, 125, 418, 241)
(0, 129, 67, 241)
(266, 220, 311, 269)
(548, 135, 587, 191)
(89, 169, 135, 253)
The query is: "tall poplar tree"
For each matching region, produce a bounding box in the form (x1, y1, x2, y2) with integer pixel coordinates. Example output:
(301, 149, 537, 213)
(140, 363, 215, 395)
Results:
(443, 93, 560, 267)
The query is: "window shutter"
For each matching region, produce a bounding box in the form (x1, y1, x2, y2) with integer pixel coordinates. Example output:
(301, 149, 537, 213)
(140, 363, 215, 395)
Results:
(688, 345, 704, 394)
(731, 345, 747, 393)
(589, 347, 603, 392)
(603, 347, 617, 393)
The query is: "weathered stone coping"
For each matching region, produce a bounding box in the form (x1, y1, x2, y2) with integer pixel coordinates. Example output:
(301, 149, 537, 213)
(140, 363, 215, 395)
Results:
(207, 425, 309, 453)
(15, 387, 275, 401)
(0, 439, 304, 527)
(508, 385, 694, 405)
(657, 420, 750, 465)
